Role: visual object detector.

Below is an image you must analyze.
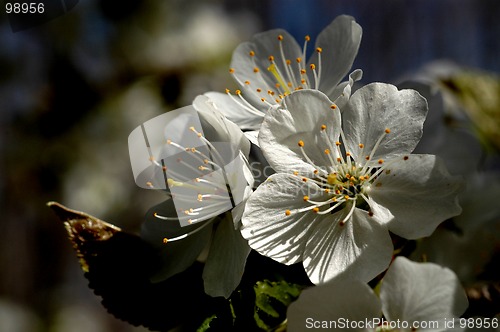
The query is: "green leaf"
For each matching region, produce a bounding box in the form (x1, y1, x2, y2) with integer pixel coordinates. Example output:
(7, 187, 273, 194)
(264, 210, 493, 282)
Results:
(254, 280, 302, 331)
(47, 201, 231, 331)
(197, 314, 217, 332)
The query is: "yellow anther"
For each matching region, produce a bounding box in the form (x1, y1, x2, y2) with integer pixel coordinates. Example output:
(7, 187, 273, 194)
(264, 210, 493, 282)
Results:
(286, 59, 291, 65)
(287, 82, 293, 87)
(335, 189, 341, 195)
(305, 35, 310, 41)
(235, 89, 241, 95)
(335, 141, 341, 146)
(203, 159, 209, 164)
(249, 51, 255, 57)
(313, 169, 319, 174)
(324, 149, 330, 155)
(296, 57, 302, 63)
(378, 159, 384, 164)
(330, 104, 337, 109)
(327, 173, 337, 185)
(189, 126, 195, 131)
(302, 177, 308, 182)
(260, 98, 266, 102)
(268, 55, 275, 62)
(316, 47, 323, 53)
(303, 195, 309, 201)
(146, 181, 153, 187)
(253, 67, 260, 73)
(293, 171, 299, 176)
(285, 209, 291, 216)
(275, 83, 281, 88)
(199, 166, 207, 171)
(344, 195, 350, 200)
(298, 140, 305, 147)
(256, 88, 262, 93)
(267, 90, 275, 95)
(190, 147, 196, 152)
(365, 156, 370, 161)
(188, 219, 193, 224)
(331, 197, 337, 202)
(403, 156, 409, 160)
(300, 79, 306, 84)
(324, 188, 330, 193)
(346, 174, 351, 179)
(359, 176, 365, 181)
(278, 34, 283, 41)
(229, 68, 235, 74)
(385, 128, 391, 134)
(225, 88, 230, 94)
(245, 80, 250, 85)
(197, 194, 203, 201)
(359, 143, 364, 148)
(167, 139, 172, 144)
(197, 133, 202, 137)
(321, 124, 327, 131)
(275, 99, 280, 103)
(337, 157, 341, 162)
(310, 64, 316, 70)
(300, 69, 306, 74)
(149, 156, 155, 161)
(312, 207, 320, 213)
(163, 238, 168, 244)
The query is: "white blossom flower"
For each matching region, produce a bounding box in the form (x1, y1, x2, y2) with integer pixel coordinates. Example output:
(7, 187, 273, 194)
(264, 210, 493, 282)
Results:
(128, 95, 254, 298)
(287, 257, 469, 332)
(241, 84, 462, 285)
(205, 15, 363, 131)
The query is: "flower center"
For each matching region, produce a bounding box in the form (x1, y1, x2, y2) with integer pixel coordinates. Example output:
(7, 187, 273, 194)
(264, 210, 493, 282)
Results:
(145, 126, 240, 231)
(285, 116, 409, 226)
(226, 34, 323, 115)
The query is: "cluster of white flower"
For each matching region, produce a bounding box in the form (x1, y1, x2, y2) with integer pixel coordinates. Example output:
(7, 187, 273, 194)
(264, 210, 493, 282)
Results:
(128, 15, 476, 329)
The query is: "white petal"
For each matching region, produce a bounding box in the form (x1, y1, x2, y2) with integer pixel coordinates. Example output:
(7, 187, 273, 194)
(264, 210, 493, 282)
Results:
(241, 173, 329, 265)
(203, 214, 251, 298)
(303, 208, 393, 284)
(244, 130, 259, 146)
(194, 94, 251, 156)
(140, 200, 212, 282)
(331, 69, 363, 109)
(203, 91, 264, 131)
(380, 257, 468, 326)
(230, 29, 301, 110)
(259, 89, 340, 174)
(343, 83, 428, 162)
(369, 154, 462, 239)
(128, 105, 204, 189)
(287, 280, 381, 332)
(307, 15, 362, 96)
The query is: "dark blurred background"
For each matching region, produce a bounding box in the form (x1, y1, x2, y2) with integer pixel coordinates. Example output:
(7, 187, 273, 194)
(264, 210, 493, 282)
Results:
(1, 0, 499, 331)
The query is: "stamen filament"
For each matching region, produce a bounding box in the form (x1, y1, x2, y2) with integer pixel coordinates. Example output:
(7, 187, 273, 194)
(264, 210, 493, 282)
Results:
(225, 90, 266, 117)
(361, 129, 390, 172)
(161, 217, 216, 242)
(268, 63, 291, 95)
